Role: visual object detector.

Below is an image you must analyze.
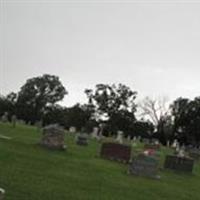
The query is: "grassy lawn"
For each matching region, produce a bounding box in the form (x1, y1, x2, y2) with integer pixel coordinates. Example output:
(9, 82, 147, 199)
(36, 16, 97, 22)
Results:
(0, 122, 199, 200)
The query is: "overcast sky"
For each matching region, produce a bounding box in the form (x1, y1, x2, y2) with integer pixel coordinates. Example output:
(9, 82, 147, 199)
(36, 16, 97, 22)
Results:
(1, 0, 200, 106)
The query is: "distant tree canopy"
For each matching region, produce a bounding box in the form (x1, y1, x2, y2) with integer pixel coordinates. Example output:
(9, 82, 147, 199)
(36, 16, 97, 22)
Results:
(85, 83, 137, 119)
(1, 74, 200, 145)
(16, 74, 67, 124)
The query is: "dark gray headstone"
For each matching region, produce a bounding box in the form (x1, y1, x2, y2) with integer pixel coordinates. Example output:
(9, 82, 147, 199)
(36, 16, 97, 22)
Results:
(76, 134, 88, 146)
(188, 149, 200, 160)
(129, 154, 160, 179)
(164, 155, 194, 173)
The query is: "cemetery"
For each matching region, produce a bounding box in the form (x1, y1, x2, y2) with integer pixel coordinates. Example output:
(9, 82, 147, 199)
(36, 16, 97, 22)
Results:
(0, 122, 200, 200)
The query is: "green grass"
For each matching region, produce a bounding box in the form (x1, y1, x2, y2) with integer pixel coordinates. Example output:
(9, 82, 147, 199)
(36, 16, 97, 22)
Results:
(0, 122, 199, 200)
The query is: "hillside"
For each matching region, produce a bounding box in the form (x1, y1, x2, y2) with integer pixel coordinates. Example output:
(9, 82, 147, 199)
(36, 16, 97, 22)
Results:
(0, 122, 199, 200)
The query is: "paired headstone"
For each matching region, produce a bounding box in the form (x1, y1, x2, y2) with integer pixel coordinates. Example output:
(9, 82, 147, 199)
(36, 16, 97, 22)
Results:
(76, 133, 88, 146)
(100, 142, 131, 163)
(41, 124, 66, 150)
(129, 154, 160, 179)
(0, 188, 5, 200)
(164, 155, 194, 173)
(116, 131, 123, 144)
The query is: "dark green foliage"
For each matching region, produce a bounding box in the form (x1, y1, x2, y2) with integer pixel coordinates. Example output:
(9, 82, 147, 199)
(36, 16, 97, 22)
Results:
(16, 74, 67, 124)
(171, 97, 200, 145)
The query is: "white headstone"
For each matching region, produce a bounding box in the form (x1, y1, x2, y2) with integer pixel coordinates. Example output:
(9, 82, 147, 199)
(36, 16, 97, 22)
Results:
(91, 127, 100, 140)
(69, 126, 76, 133)
(172, 139, 178, 148)
(116, 131, 123, 144)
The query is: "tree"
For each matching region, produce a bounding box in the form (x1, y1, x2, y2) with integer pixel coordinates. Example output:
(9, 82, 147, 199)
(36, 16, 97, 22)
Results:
(85, 83, 137, 120)
(64, 104, 94, 131)
(139, 96, 171, 144)
(16, 74, 67, 124)
(171, 97, 200, 145)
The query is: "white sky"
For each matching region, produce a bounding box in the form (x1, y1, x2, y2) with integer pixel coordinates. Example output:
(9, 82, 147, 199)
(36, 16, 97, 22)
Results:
(1, 0, 200, 106)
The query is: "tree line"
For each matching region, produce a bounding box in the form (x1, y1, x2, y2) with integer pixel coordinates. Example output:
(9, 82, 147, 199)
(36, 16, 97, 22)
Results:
(0, 74, 200, 146)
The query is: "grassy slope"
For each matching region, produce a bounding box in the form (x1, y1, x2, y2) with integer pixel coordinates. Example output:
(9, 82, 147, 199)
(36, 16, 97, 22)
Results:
(0, 122, 199, 200)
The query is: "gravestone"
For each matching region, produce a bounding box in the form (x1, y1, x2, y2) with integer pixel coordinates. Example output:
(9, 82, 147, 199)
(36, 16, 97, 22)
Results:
(143, 138, 150, 144)
(69, 126, 76, 133)
(100, 142, 131, 163)
(129, 154, 160, 179)
(116, 131, 123, 144)
(91, 127, 100, 140)
(99, 123, 105, 139)
(76, 133, 88, 146)
(187, 148, 200, 160)
(164, 155, 194, 173)
(41, 124, 66, 150)
(11, 115, 17, 128)
(171, 139, 179, 149)
(1, 112, 8, 123)
(0, 188, 5, 200)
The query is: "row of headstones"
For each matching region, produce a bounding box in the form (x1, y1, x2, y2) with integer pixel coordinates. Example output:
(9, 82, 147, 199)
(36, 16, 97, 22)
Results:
(100, 142, 196, 179)
(1, 112, 17, 127)
(40, 124, 199, 180)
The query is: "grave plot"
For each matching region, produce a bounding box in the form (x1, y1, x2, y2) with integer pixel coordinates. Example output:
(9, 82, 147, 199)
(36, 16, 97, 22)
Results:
(164, 155, 194, 173)
(129, 153, 160, 179)
(100, 142, 131, 163)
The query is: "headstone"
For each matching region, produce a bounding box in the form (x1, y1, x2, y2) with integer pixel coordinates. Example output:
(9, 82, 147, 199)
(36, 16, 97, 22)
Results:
(91, 127, 100, 140)
(69, 126, 76, 133)
(99, 123, 105, 138)
(41, 124, 66, 150)
(100, 142, 131, 163)
(167, 140, 170, 147)
(116, 131, 123, 144)
(1, 112, 8, 123)
(164, 155, 194, 173)
(76, 133, 88, 146)
(187, 148, 200, 160)
(143, 138, 150, 144)
(129, 154, 160, 179)
(0, 188, 5, 200)
(171, 139, 178, 148)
